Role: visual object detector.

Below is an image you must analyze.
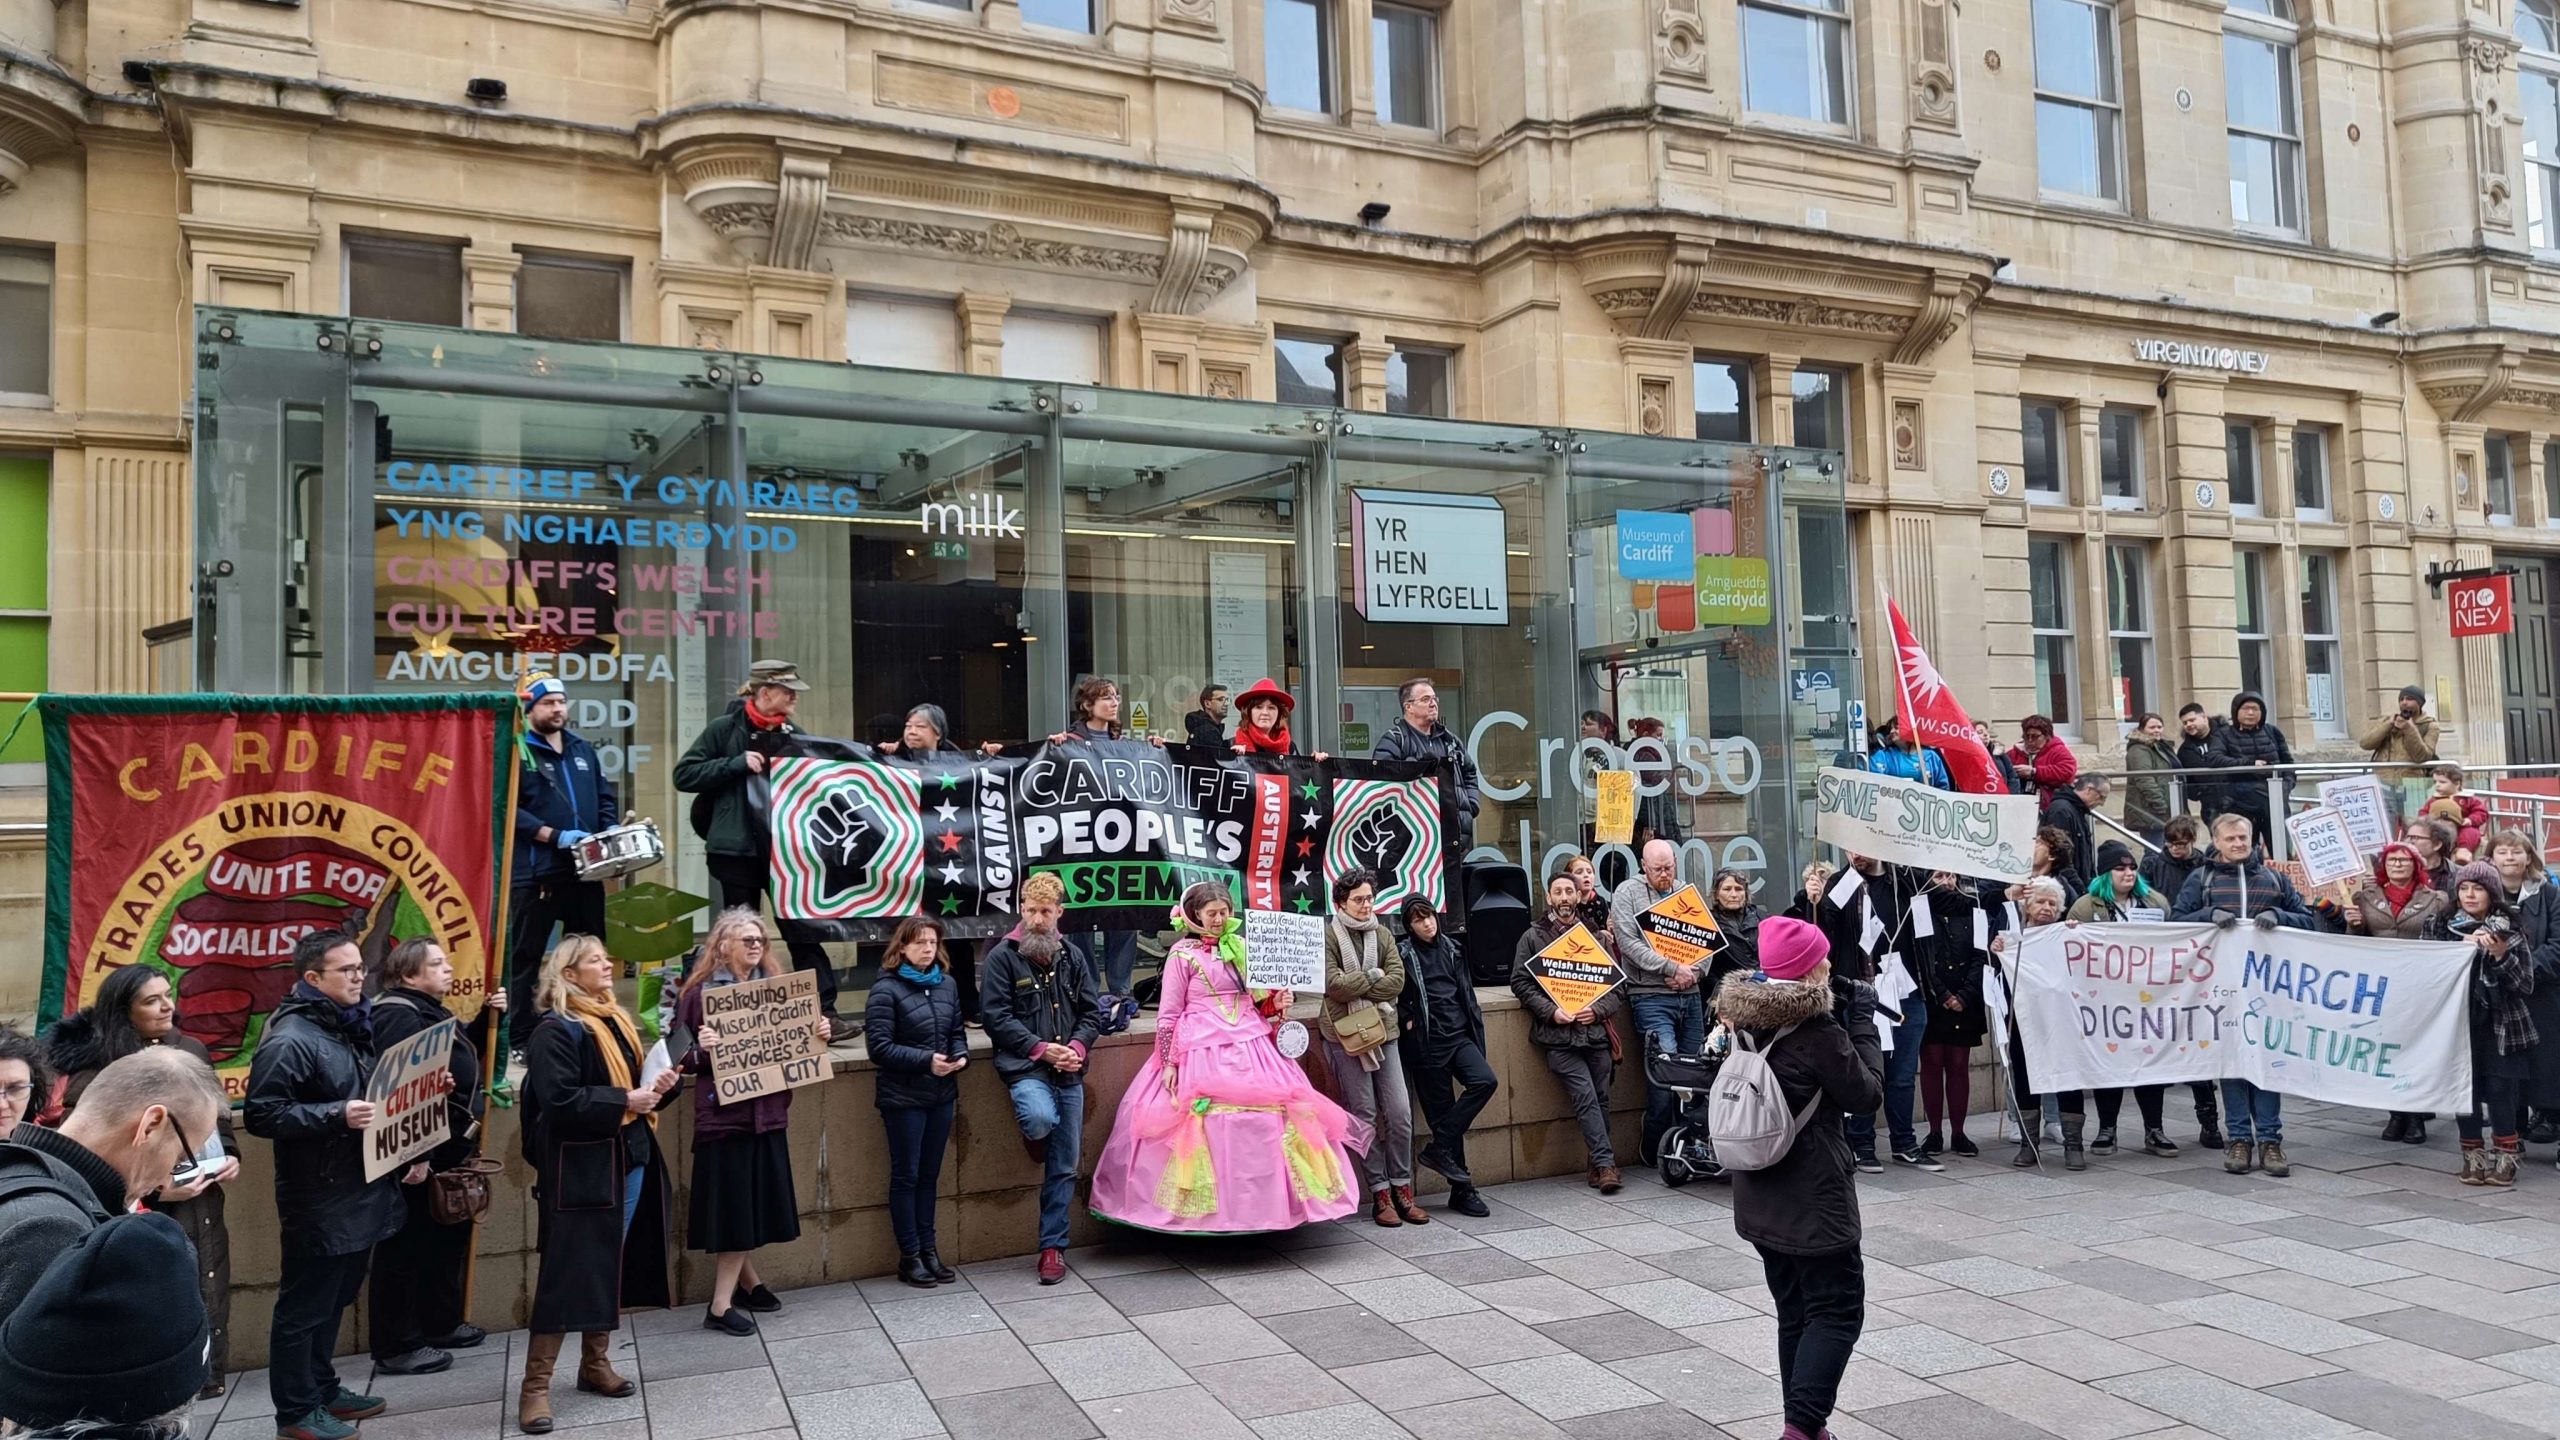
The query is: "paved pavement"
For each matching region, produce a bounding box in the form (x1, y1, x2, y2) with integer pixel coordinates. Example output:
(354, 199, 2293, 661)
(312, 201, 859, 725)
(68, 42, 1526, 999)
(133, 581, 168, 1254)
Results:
(195, 1101, 2560, 1440)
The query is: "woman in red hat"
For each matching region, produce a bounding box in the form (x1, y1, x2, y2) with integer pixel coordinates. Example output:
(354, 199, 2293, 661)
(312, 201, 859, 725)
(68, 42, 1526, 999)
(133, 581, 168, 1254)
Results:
(1229, 678, 1327, 761)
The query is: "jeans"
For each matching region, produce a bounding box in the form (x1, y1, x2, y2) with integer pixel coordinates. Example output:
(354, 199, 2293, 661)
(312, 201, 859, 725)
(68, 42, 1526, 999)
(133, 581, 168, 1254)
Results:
(1631, 991, 1706, 1161)
(1082, 929, 1138, 995)
(2219, 1079, 2283, 1145)
(1007, 1075, 1084, 1251)
(1879, 1006, 1930, 1152)
(881, 1101, 956, 1255)
(622, 1165, 644, 1236)
(1322, 1036, 1414, 1192)
(1543, 1046, 1617, 1168)
(2460, 1075, 2527, 1142)
(269, 1248, 371, 1423)
(1413, 1038, 1499, 1186)
(1759, 1245, 1867, 1433)
(369, 1182, 472, 1360)
(708, 854, 840, 1015)
(506, 876, 606, 1050)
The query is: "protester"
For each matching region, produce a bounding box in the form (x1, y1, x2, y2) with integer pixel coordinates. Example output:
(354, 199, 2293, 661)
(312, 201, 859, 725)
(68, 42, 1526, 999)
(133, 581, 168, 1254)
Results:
(1612, 840, 1706, 1165)
(2042, 773, 2107, 883)
(878, 703, 964, 758)
(1512, 873, 1625, 1192)
(2140, 817, 2206, 908)
(2172, 813, 2315, 1176)
(2421, 763, 2491, 860)
(1055, 676, 1149, 1024)
(2404, 817, 2459, 894)
(1626, 718, 1685, 846)
(1322, 869, 1424, 1224)
(867, 916, 967, 1288)
(1871, 867, 1942, 1174)
(2440, 863, 2537, 1186)
(1184, 683, 1231, 749)
(0, 1211, 209, 1440)
(978, 873, 1101, 1285)
(1398, 895, 1494, 1216)
(518, 934, 677, 1435)
(1976, 720, 2022, 794)
(2486, 830, 2560, 1156)
(1713, 916, 1883, 1440)
(40, 965, 238, 1393)
(0, 1045, 221, 1323)
(365, 939, 499, 1376)
(1866, 716, 1951, 788)
(1577, 711, 1616, 851)
(2362, 685, 2441, 820)
(245, 930, 409, 1440)
(2005, 715, 2078, 808)
(675, 909, 831, 1335)
(1375, 679, 1481, 850)
(0, 1025, 44, 1134)
(675, 659, 847, 1026)
(1783, 861, 1834, 927)
(1093, 882, 1364, 1232)
(1797, 855, 1902, 1172)
(2063, 848, 2175, 1156)
(1568, 853, 1614, 940)
(2174, 703, 2227, 821)
(2011, 826, 2088, 914)
(1709, 869, 1766, 985)
(2123, 712, 2181, 844)
(2215, 692, 2292, 847)
(507, 673, 619, 1052)
(2350, 842, 2452, 1146)
(1230, 678, 1325, 759)
(1911, 872, 1988, 1158)
(1992, 877, 2080, 1168)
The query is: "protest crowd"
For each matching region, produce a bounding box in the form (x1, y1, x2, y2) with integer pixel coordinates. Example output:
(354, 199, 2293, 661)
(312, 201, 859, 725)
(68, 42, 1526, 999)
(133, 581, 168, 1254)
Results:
(0, 658, 2548, 1440)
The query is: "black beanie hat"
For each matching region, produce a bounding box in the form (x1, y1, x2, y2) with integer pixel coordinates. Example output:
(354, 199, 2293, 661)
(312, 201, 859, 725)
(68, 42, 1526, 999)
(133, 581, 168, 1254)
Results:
(2400, 684, 2428, 704)
(0, 1211, 209, 1429)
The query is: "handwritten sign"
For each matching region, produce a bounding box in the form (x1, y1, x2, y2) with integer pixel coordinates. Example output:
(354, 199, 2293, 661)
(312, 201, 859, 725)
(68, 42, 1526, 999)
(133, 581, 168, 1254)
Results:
(1638, 884, 1722, 967)
(702, 969, 830, 1105)
(2287, 807, 2365, 891)
(1815, 766, 2038, 881)
(1524, 923, 1623, 1014)
(1243, 908, 1326, 991)
(363, 1016, 456, 1182)
(2319, 775, 2394, 857)
(1595, 770, 1637, 846)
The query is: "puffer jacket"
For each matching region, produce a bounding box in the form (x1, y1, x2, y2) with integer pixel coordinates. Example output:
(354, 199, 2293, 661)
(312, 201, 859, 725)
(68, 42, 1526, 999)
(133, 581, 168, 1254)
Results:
(242, 989, 405, 1259)
(1713, 970, 1883, 1256)
(2215, 693, 2294, 814)
(2169, 854, 2315, 927)
(1509, 919, 1626, 1049)
(866, 967, 968, 1110)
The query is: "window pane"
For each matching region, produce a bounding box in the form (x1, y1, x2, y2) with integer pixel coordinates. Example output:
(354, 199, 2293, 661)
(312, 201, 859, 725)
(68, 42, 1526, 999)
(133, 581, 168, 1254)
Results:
(2224, 36, 2297, 135)
(2036, 635, 2076, 725)
(2239, 638, 2270, 701)
(2227, 0, 2290, 16)
(2111, 638, 2151, 720)
(2292, 428, 2326, 511)
(2033, 0, 2109, 100)
(1792, 369, 1844, 451)
(2489, 436, 2517, 515)
(1373, 4, 1436, 129)
(2226, 424, 2258, 504)
(1019, 0, 1093, 31)
(2546, 439, 2560, 520)
(2100, 410, 2140, 496)
(0, 254, 48, 399)
(0, 615, 42, 762)
(0, 455, 46, 611)
(1695, 356, 1753, 441)
(517, 256, 624, 343)
(1743, 6, 1850, 124)
(2107, 546, 2145, 631)
(2030, 540, 2070, 629)
(2301, 553, 2336, 634)
(2023, 402, 2064, 492)
(348, 236, 463, 326)
(1274, 336, 1343, 405)
(1266, 0, 1330, 113)
(2036, 100, 2119, 198)
(2234, 549, 2267, 635)
(2522, 0, 2558, 52)
(2536, 157, 2560, 250)
(1385, 347, 1450, 416)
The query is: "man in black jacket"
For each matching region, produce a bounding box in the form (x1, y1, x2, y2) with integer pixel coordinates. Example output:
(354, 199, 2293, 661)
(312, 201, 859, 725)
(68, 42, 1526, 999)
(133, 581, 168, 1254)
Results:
(505, 673, 618, 1051)
(245, 930, 411, 1440)
(978, 874, 1101, 1286)
(2174, 703, 2224, 820)
(1183, 684, 1230, 750)
(1374, 679, 1481, 849)
(1396, 896, 1494, 1216)
(2041, 773, 2107, 884)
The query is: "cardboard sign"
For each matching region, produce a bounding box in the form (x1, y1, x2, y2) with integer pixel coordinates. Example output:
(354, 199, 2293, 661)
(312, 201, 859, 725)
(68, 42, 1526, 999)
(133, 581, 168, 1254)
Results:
(2287, 807, 2366, 891)
(363, 1016, 456, 1182)
(1524, 923, 1624, 1014)
(702, 969, 830, 1105)
(2451, 574, 2515, 638)
(1638, 884, 1723, 967)
(1242, 908, 1326, 991)
(1594, 770, 1637, 845)
(2318, 775, 2394, 858)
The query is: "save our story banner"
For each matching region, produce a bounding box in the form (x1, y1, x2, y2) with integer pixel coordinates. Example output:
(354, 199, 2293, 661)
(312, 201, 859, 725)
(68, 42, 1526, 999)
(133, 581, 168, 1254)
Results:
(767, 738, 1460, 939)
(39, 694, 518, 1097)
(2010, 920, 2474, 1112)
(1815, 765, 2039, 882)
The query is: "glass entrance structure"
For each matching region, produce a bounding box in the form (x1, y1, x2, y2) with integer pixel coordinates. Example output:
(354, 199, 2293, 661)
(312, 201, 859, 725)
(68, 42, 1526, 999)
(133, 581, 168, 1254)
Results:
(190, 307, 1858, 899)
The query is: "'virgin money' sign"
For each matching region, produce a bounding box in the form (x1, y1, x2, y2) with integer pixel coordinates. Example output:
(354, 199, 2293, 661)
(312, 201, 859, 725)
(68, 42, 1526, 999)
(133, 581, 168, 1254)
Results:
(2450, 574, 2514, 638)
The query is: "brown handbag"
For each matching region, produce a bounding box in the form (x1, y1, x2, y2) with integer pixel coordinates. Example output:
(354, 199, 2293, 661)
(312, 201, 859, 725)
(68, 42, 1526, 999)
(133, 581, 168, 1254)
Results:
(427, 1155, 506, 1226)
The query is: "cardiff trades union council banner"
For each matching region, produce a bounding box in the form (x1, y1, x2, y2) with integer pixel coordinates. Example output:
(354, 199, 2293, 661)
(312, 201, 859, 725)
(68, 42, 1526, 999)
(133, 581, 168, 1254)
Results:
(1814, 765, 2038, 882)
(767, 738, 1459, 939)
(2011, 921, 2474, 1112)
(39, 695, 517, 1098)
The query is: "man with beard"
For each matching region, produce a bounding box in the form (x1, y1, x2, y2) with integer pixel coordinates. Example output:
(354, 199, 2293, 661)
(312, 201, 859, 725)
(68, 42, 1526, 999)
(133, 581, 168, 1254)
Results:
(506, 674, 617, 1052)
(2174, 703, 2225, 823)
(2362, 685, 2440, 822)
(978, 873, 1101, 1286)
(1512, 872, 1626, 1192)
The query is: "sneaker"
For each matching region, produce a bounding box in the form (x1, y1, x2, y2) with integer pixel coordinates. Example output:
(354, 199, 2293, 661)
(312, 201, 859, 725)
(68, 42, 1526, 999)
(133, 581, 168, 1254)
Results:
(373, 1346, 451, 1376)
(1448, 1184, 1492, 1218)
(2090, 1127, 2118, 1158)
(426, 1324, 486, 1350)
(2142, 1129, 2180, 1158)
(2259, 1142, 2291, 1178)
(324, 1388, 386, 1422)
(2198, 1124, 2225, 1151)
(2224, 1141, 2254, 1175)
(277, 1409, 359, 1440)
(1853, 1150, 1884, 1175)
(703, 1305, 757, 1336)
(1951, 1134, 1979, 1158)
(1891, 1148, 1945, 1173)
(1038, 1247, 1068, 1285)
(1919, 1134, 1943, 1158)
(2530, 1117, 2559, 1146)
(1417, 1142, 1456, 1178)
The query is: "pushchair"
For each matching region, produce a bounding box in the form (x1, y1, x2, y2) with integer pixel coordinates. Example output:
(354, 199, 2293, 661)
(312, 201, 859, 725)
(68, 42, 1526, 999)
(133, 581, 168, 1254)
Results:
(1646, 1032, 1730, 1186)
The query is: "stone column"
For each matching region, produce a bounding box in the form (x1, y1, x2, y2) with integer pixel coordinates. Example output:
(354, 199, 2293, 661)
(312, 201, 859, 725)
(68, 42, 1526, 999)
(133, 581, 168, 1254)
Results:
(956, 291, 1011, 376)
(2162, 374, 2239, 704)
(462, 248, 521, 332)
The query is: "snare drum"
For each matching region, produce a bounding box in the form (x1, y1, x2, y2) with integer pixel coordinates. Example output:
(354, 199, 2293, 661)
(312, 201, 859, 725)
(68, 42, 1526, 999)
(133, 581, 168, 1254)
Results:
(572, 820, 665, 881)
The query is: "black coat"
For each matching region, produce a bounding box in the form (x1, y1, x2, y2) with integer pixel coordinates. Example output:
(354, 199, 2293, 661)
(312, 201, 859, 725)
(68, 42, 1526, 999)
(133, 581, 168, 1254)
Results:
(513, 728, 620, 884)
(242, 992, 405, 1259)
(2141, 848, 2204, 909)
(978, 933, 1102, 1083)
(521, 1011, 675, 1335)
(2518, 886, 2560, 1107)
(1708, 902, 1766, 995)
(1509, 923, 1626, 1049)
(1397, 931, 1486, 1065)
(1184, 709, 1227, 749)
(1714, 972, 1884, 1256)
(2213, 696, 2293, 819)
(2175, 730, 2227, 820)
(371, 987, 490, 1171)
(867, 970, 967, 1110)
(1374, 719, 1481, 847)
(673, 701, 796, 858)
(1910, 886, 1989, 1048)
(2041, 790, 2098, 883)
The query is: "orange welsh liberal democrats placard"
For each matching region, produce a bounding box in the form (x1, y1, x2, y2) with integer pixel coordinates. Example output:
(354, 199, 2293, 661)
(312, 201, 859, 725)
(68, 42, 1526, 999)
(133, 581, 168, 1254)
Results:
(1525, 922, 1625, 1014)
(1638, 884, 1724, 968)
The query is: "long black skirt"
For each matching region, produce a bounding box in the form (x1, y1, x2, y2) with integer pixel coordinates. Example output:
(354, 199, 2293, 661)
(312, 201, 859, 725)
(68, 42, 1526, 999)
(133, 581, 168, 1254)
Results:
(688, 1131, 800, 1254)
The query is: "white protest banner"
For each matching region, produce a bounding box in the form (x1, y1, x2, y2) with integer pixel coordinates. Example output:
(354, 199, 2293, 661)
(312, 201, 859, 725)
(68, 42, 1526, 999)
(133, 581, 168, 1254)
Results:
(2287, 807, 2366, 892)
(364, 1015, 456, 1181)
(703, 969, 831, 1105)
(1815, 766, 2038, 882)
(2319, 775, 2394, 857)
(1243, 908, 1326, 991)
(2011, 921, 2472, 1112)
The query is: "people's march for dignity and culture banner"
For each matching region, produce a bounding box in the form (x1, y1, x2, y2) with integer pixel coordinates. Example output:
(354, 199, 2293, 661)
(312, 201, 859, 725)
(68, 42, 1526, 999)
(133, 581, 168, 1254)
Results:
(36, 695, 517, 1097)
(767, 738, 1461, 940)
(2011, 921, 2475, 1112)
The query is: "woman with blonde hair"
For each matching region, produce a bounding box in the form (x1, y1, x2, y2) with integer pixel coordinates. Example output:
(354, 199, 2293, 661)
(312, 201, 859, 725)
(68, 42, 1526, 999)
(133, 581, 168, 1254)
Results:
(673, 907, 830, 1335)
(519, 935, 678, 1433)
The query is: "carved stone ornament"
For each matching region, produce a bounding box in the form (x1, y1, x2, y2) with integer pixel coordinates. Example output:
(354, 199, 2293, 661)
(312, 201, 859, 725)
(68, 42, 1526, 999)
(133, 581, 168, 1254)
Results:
(1638, 376, 1672, 436)
(1158, 0, 1219, 35)
(1657, 0, 1708, 80)
(1910, 0, 1958, 129)
(1893, 399, 1924, 469)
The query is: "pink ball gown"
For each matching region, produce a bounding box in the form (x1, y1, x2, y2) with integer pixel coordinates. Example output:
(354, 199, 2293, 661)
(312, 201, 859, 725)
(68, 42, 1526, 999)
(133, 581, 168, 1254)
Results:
(1089, 935, 1369, 1233)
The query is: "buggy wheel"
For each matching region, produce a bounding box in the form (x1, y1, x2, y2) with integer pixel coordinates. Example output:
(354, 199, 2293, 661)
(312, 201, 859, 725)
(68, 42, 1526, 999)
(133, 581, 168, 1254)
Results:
(1660, 1154, 1693, 1186)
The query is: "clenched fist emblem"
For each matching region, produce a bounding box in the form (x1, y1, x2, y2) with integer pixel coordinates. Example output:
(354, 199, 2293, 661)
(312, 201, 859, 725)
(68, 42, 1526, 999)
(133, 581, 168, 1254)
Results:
(807, 789, 888, 898)
(1346, 803, 1414, 878)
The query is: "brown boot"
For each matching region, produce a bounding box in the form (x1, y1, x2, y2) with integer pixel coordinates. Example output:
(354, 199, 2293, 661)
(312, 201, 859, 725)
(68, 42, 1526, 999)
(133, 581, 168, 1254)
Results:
(577, 1331, 635, 1398)
(1595, 1165, 1624, 1195)
(518, 1333, 561, 1434)
(1586, 1166, 1605, 1189)
(1393, 1183, 1430, 1225)
(1371, 1188, 1403, 1227)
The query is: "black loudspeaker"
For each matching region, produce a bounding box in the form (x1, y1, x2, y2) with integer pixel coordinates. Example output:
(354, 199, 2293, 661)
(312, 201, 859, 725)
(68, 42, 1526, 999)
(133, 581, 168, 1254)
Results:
(1462, 861, 1532, 984)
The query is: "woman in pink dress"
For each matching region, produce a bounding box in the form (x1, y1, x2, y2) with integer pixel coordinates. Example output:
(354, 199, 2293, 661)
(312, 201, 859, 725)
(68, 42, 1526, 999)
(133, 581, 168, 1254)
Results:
(1090, 883, 1369, 1233)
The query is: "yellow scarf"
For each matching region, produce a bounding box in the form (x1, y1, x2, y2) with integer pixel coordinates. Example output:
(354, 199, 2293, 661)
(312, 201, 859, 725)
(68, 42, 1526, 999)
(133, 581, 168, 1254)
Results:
(565, 987, 655, 1133)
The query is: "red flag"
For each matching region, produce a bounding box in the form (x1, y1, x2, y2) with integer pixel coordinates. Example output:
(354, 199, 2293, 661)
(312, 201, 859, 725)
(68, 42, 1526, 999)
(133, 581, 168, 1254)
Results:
(1885, 595, 2005, 795)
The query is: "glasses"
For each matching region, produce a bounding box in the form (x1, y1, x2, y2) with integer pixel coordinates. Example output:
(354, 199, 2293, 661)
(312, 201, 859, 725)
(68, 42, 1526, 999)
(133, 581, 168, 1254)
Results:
(740, 936, 772, 949)
(0, 1081, 31, 1104)
(319, 963, 365, 978)
(169, 1113, 201, 1170)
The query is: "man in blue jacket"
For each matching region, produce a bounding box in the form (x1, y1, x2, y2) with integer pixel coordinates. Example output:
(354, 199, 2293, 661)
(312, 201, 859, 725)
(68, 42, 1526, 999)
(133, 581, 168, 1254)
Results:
(2171, 811, 2315, 1179)
(1864, 718, 1951, 789)
(505, 673, 618, 1051)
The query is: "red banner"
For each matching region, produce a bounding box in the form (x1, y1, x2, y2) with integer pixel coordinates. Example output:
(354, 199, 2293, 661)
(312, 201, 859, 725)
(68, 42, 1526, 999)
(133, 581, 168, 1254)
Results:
(1886, 596, 2006, 795)
(41, 696, 516, 1098)
(2451, 574, 2516, 638)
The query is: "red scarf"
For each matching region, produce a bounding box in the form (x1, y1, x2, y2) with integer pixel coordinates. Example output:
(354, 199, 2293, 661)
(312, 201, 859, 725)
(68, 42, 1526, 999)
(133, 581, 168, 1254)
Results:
(1235, 721, 1292, 755)
(743, 699, 788, 731)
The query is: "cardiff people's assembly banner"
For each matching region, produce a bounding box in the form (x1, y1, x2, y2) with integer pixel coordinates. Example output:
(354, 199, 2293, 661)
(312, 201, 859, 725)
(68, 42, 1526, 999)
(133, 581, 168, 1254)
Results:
(2011, 921, 2474, 1112)
(767, 738, 1459, 939)
(39, 695, 517, 1098)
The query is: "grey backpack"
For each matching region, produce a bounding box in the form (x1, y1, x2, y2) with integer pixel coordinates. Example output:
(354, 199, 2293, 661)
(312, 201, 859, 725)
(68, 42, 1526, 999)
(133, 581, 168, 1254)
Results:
(1708, 1023, 1821, 1172)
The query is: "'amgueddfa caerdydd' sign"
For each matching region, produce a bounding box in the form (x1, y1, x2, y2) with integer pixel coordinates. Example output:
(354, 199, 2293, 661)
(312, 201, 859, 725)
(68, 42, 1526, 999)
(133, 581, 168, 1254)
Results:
(764, 739, 1460, 939)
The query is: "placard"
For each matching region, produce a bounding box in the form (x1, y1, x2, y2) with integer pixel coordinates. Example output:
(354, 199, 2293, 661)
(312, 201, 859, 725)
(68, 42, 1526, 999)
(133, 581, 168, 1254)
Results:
(1814, 765, 2039, 882)
(1637, 884, 1723, 967)
(2318, 775, 2394, 857)
(363, 1016, 456, 1182)
(1594, 770, 1637, 846)
(701, 969, 830, 1104)
(1523, 923, 1623, 1013)
(1242, 908, 1325, 991)
(2286, 807, 2365, 891)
